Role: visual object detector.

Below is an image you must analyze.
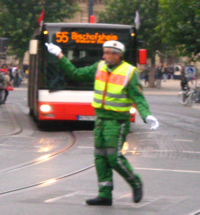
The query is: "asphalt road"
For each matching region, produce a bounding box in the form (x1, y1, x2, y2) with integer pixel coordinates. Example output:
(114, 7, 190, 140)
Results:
(0, 84, 199, 215)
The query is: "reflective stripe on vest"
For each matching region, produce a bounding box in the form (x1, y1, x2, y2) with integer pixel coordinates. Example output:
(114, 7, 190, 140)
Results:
(92, 61, 136, 112)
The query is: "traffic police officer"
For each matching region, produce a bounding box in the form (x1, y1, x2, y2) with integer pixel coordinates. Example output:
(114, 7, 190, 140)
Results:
(46, 41, 159, 206)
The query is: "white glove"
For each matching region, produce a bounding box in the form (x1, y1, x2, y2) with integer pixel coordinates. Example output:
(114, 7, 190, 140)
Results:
(145, 115, 159, 130)
(45, 43, 61, 56)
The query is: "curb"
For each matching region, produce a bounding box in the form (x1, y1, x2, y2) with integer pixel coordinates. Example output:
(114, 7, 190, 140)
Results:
(143, 91, 179, 96)
(0, 104, 22, 136)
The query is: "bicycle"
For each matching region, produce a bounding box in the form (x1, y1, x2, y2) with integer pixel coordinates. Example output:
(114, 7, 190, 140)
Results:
(178, 87, 198, 106)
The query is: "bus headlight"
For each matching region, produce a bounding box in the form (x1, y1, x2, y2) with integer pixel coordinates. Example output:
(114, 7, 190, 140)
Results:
(130, 107, 136, 114)
(40, 105, 52, 113)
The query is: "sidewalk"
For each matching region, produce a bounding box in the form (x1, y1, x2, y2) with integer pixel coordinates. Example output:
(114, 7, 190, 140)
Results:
(144, 79, 180, 89)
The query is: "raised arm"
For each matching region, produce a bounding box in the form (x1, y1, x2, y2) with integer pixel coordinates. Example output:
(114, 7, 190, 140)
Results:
(45, 43, 98, 82)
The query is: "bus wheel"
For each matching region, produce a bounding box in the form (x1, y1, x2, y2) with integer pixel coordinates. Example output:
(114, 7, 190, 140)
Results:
(29, 109, 34, 116)
(37, 121, 46, 130)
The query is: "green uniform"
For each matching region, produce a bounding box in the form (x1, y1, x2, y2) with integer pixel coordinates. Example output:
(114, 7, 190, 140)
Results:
(59, 56, 151, 199)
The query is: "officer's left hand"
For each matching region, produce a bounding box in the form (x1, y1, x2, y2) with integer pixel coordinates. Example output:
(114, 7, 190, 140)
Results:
(145, 115, 159, 130)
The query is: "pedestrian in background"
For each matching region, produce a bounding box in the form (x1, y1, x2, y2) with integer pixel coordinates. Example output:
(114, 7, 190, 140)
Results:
(11, 65, 17, 82)
(137, 63, 144, 80)
(0, 64, 9, 74)
(181, 76, 190, 91)
(163, 64, 168, 82)
(169, 65, 174, 79)
(45, 41, 159, 206)
(156, 63, 163, 88)
(143, 63, 150, 86)
(8, 65, 13, 81)
(181, 64, 185, 78)
(3, 71, 12, 103)
(13, 67, 21, 87)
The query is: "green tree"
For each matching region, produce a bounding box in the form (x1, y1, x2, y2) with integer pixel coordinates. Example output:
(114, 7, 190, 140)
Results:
(158, 0, 200, 61)
(0, 0, 78, 61)
(98, 0, 163, 86)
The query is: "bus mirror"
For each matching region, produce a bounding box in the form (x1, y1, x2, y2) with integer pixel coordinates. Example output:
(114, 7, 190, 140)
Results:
(139, 49, 147, 64)
(29, 40, 38, 55)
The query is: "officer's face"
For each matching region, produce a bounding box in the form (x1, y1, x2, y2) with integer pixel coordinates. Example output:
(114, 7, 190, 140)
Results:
(103, 48, 121, 67)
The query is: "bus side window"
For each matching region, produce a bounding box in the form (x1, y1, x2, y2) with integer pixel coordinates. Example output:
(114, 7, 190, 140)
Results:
(67, 50, 73, 61)
(80, 51, 86, 58)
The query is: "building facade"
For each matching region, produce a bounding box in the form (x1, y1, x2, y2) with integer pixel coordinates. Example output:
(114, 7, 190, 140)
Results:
(68, 0, 105, 23)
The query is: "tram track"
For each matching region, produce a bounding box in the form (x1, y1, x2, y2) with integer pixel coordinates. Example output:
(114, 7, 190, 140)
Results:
(153, 109, 200, 134)
(0, 164, 94, 196)
(0, 132, 76, 174)
(0, 130, 95, 197)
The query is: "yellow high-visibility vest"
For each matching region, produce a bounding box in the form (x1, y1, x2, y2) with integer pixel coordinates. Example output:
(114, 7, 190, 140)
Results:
(92, 61, 136, 112)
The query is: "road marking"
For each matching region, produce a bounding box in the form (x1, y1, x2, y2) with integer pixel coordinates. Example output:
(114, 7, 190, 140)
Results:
(189, 210, 200, 215)
(115, 195, 162, 208)
(139, 139, 155, 142)
(134, 131, 160, 134)
(78, 147, 200, 154)
(0, 144, 13, 147)
(152, 150, 174, 152)
(183, 151, 200, 154)
(173, 139, 194, 142)
(78, 147, 200, 155)
(45, 191, 79, 203)
(78, 146, 94, 149)
(135, 167, 200, 174)
(12, 136, 35, 138)
(115, 193, 131, 200)
(192, 105, 200, 109)
(135, 196, 163, 208)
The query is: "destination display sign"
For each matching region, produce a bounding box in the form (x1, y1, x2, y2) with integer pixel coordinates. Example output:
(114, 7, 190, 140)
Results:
(55, 31, 118, 44)
(45, 26, 132, 48)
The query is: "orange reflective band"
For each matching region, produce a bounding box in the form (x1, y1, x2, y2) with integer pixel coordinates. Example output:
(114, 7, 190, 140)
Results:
(96, 71, 126, 85)
(109, 74, 126, 85)
(95, 70, 108, 82)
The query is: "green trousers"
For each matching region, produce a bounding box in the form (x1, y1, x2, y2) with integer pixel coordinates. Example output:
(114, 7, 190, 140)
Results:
(94, 117, 140, 200)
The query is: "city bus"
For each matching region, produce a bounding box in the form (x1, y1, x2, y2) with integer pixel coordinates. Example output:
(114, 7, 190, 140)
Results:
(28, 23, 139, 124)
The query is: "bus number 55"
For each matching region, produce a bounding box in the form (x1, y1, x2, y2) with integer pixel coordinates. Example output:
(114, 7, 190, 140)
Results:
(56, 32, 69, 43)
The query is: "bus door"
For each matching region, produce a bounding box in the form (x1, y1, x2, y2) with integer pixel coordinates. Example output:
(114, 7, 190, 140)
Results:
(29, 40, 39, 118)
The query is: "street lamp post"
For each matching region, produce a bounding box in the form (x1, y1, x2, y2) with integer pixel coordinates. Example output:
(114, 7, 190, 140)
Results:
(88, 0, 93, 22)
(0, 37, 9, 68)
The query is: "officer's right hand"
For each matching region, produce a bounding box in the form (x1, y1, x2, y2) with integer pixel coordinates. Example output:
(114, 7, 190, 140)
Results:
(45, 43, 61, 56)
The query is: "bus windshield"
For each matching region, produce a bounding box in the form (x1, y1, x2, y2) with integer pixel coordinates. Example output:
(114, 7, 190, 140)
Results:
(43, 47, 101, 91)
(39, 24, 135, 91)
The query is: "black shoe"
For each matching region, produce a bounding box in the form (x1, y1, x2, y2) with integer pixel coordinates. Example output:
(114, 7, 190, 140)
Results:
(133, 184, 143, 203)
(133, 175, 143, 203)
(86, 196, 112, 206)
